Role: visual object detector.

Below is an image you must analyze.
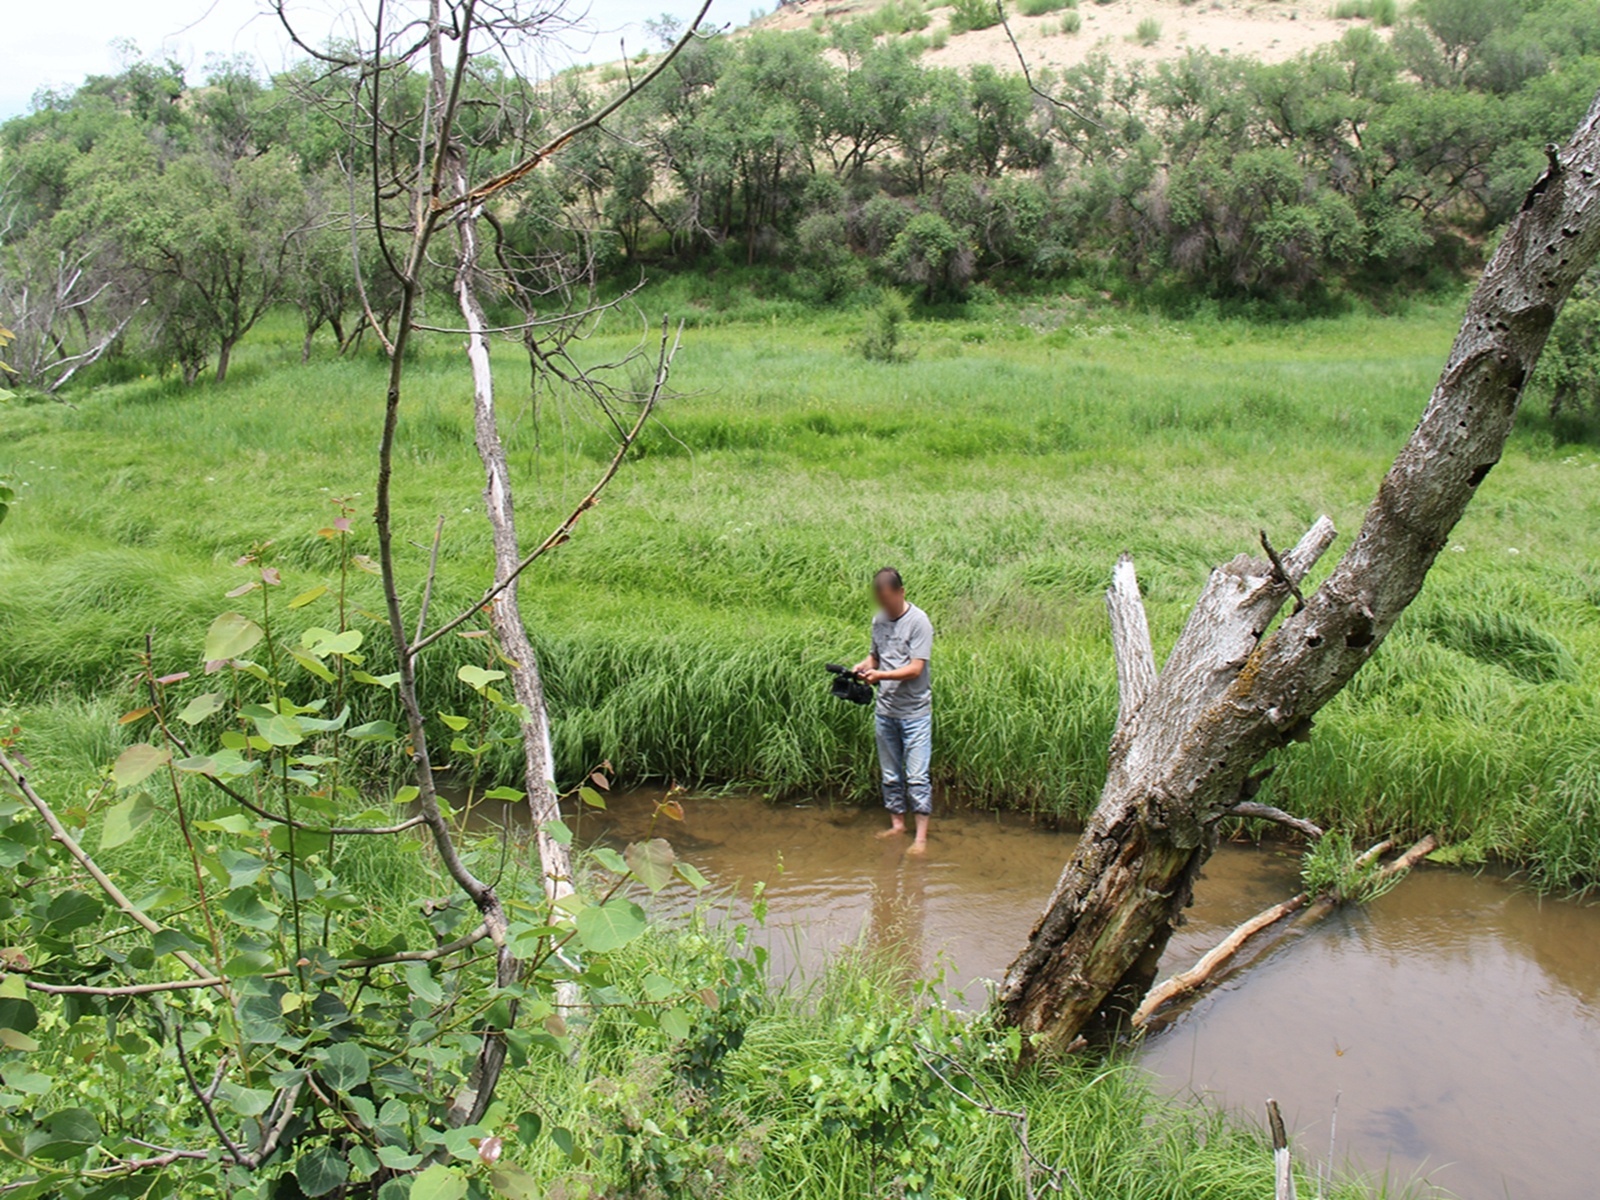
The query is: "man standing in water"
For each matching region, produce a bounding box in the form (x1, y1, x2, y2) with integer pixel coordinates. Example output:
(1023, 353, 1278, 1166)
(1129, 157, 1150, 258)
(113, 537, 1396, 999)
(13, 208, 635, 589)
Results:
(854, 567, 935, 853)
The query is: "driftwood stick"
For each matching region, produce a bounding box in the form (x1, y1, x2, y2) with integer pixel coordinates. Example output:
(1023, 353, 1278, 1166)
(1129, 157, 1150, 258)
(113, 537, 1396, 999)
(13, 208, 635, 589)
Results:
(1131, 893, 1308, 1027)
(1132, 835, 1431, 1027)
(1268, 1099, 1297, 1200)
(1224, 802, 1324, 840)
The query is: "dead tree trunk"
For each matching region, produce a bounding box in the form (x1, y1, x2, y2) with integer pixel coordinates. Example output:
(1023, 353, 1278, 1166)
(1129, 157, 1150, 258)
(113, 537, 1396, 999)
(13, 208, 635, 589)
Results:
(433, 56, 576, 912)
(1000, 95, 1600, 1056)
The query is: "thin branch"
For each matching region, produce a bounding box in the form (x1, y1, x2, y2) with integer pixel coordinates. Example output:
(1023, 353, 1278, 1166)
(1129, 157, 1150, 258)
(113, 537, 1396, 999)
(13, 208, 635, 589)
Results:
(414, 514, 447, 648)
(996, 2, 1111, 133)
(438, 0, 716, 214)
(0, 745, 218, 990)
(1223, 802, 1323, 840)
(173, 1022, 247, 1165)
(412, 320, 680, 656)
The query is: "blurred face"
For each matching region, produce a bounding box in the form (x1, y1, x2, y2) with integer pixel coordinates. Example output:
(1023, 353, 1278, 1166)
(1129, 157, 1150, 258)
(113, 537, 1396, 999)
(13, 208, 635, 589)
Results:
(874, 579, 905, 616)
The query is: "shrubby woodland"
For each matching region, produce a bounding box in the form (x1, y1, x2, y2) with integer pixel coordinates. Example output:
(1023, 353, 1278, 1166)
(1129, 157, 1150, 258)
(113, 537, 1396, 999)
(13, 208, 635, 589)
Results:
(3, 0, 1600, 398)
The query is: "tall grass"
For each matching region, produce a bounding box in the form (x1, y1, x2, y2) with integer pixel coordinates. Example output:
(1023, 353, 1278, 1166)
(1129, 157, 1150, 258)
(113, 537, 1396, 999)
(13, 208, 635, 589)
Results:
(5, 297, 1600, 887)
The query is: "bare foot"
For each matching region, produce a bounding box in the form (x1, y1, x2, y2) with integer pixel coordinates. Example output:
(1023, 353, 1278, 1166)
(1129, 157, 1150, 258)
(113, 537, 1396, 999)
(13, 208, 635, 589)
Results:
(875, 825, 906, 839)
(906, 840, 928, 856)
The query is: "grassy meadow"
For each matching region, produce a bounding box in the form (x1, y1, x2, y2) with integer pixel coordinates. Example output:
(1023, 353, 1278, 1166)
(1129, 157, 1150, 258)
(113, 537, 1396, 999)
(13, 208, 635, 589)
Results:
(4, 289, 1600, 889)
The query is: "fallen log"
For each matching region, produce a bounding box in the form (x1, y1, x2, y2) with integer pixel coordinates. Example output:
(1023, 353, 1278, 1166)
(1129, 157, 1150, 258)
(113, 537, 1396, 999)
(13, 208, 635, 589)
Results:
(1131, 835, 1434, 1028)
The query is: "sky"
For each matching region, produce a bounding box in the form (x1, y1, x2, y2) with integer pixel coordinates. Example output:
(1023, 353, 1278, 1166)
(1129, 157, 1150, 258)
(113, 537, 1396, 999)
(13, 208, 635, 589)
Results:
(1, 0, 734, 119)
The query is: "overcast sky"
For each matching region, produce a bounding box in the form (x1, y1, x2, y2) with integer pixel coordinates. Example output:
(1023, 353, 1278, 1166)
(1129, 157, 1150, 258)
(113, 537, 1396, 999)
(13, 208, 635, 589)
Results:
(2, 0, 733, 119)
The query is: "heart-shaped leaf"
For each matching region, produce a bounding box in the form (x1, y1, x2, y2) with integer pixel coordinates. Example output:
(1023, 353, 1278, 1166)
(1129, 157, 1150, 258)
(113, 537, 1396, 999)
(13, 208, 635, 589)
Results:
(204, 612, 264, 662)
(112, 744, 170, 789)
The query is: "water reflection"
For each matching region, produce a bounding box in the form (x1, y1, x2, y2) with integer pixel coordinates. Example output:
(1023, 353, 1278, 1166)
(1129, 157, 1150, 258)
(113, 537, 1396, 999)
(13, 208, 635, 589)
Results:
(570, 790, 1600, 1200)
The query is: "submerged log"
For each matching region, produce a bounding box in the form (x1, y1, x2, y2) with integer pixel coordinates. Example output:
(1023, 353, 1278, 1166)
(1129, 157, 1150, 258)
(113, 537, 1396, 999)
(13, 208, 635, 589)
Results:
(1000, 93, 1600, 1056)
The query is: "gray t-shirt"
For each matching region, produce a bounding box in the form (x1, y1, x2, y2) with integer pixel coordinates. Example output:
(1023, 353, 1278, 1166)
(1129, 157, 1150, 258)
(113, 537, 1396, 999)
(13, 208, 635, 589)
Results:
(871, 603, 934, 718)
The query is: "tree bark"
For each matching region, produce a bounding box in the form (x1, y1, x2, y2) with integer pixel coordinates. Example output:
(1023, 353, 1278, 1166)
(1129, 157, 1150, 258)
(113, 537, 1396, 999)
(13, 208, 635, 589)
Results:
(1001, 93, 1600, 1056)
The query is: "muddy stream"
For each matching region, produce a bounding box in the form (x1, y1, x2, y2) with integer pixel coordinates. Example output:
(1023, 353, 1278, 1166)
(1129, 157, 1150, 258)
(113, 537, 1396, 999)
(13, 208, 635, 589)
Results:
(548, 790, 1600, 1200)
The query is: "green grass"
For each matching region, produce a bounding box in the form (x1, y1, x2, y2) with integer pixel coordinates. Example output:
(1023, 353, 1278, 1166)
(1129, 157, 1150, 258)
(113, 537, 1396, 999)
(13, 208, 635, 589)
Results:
(4, 293, 1600, 889)
(491, 931, 1401, 1199)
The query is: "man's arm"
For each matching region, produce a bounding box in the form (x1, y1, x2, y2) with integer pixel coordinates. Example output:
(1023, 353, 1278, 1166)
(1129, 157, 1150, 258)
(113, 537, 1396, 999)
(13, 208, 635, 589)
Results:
(852, 653, 878, 675)
(864, 659, 924, 684)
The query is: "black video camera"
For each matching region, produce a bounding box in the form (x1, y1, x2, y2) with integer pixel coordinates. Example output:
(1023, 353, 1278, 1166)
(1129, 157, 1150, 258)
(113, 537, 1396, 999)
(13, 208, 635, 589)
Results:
(825, 663, 874, 706)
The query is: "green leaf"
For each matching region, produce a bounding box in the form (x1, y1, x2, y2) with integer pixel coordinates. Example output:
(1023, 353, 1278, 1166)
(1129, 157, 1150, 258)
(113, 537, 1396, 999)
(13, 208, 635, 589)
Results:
(100, 794, 157, 850)
(288, 584, 329, 609)
(483, 785, 524, 802)
(303, 627, 363, 657)
(346, 720, 398, 741)
(676, 862, 711, 890)
(641, 973, 676, 1002)
(457, 664, 506, 691)
(24, 1108, 101, 1161)
(238, 987, 289, 1044)
(590, 847, 628, 875)
(659, 1006, 692, 1041)
(575, 899, 647, 954)
(177, 692, 227, 725)
(625, 838, 676, 893)
(296, 1144, 350, 1197)
(221, 888, 279, 931)
(353, 670, 401, 689)
(218, 1082, 275, 1117)
(405, 961, 444, 1006)
(204, 612, 265, 662)
(151, 927, 204, 958)
(290, 650, 337, 683)
(377, 1144, 425, 1171)
(196, 813, 254, 834)
(315, 1042, 370, 1091)
(44, 891, 103, 935)
(112, 743, 170, 789)
(0, 998, 38, 1036)
(251, 712, 305, 748)
(438, 712, 471, 732)
(543, 818, 572, 846)
(514, 1110, 542, 1145)
(490, 1162, 540, 1200)
(579, 786, 606, 810)
(410, 1164, 468, 1200)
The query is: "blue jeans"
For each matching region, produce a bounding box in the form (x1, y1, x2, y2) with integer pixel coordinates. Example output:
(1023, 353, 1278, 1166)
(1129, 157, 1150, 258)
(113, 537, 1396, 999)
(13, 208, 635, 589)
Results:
(875, 713, 933, 816)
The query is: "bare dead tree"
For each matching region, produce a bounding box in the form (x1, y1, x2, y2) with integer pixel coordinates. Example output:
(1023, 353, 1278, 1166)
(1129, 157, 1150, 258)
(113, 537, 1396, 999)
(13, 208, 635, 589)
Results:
(1000, 95, 1600, 1055)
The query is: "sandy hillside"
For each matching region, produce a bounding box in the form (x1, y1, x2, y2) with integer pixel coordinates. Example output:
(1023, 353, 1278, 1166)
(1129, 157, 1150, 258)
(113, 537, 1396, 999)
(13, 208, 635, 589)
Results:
(757, 0, 1375, 73)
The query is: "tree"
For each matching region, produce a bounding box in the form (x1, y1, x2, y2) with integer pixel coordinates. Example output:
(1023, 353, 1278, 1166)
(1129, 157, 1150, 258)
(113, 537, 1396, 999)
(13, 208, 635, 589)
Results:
(1000, 89, 1600, 1056)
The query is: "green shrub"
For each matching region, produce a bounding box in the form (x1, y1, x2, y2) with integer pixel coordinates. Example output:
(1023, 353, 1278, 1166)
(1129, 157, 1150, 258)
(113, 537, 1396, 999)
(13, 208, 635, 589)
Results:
(887, 212, 974, 301)
(930, 23, 950, 47)
(1332, 0, 1397, 22)
(949, 0, 1001, 33)
(1134, 15, 1161, 43)
(1019, 0, 1070, 15)
(1060, 10, 1083, 32)
(855, 291, 915, 362)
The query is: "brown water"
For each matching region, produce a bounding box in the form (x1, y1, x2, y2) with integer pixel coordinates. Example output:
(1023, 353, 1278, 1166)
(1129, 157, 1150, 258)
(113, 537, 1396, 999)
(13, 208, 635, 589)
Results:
(571, 790, 1600, 1200)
